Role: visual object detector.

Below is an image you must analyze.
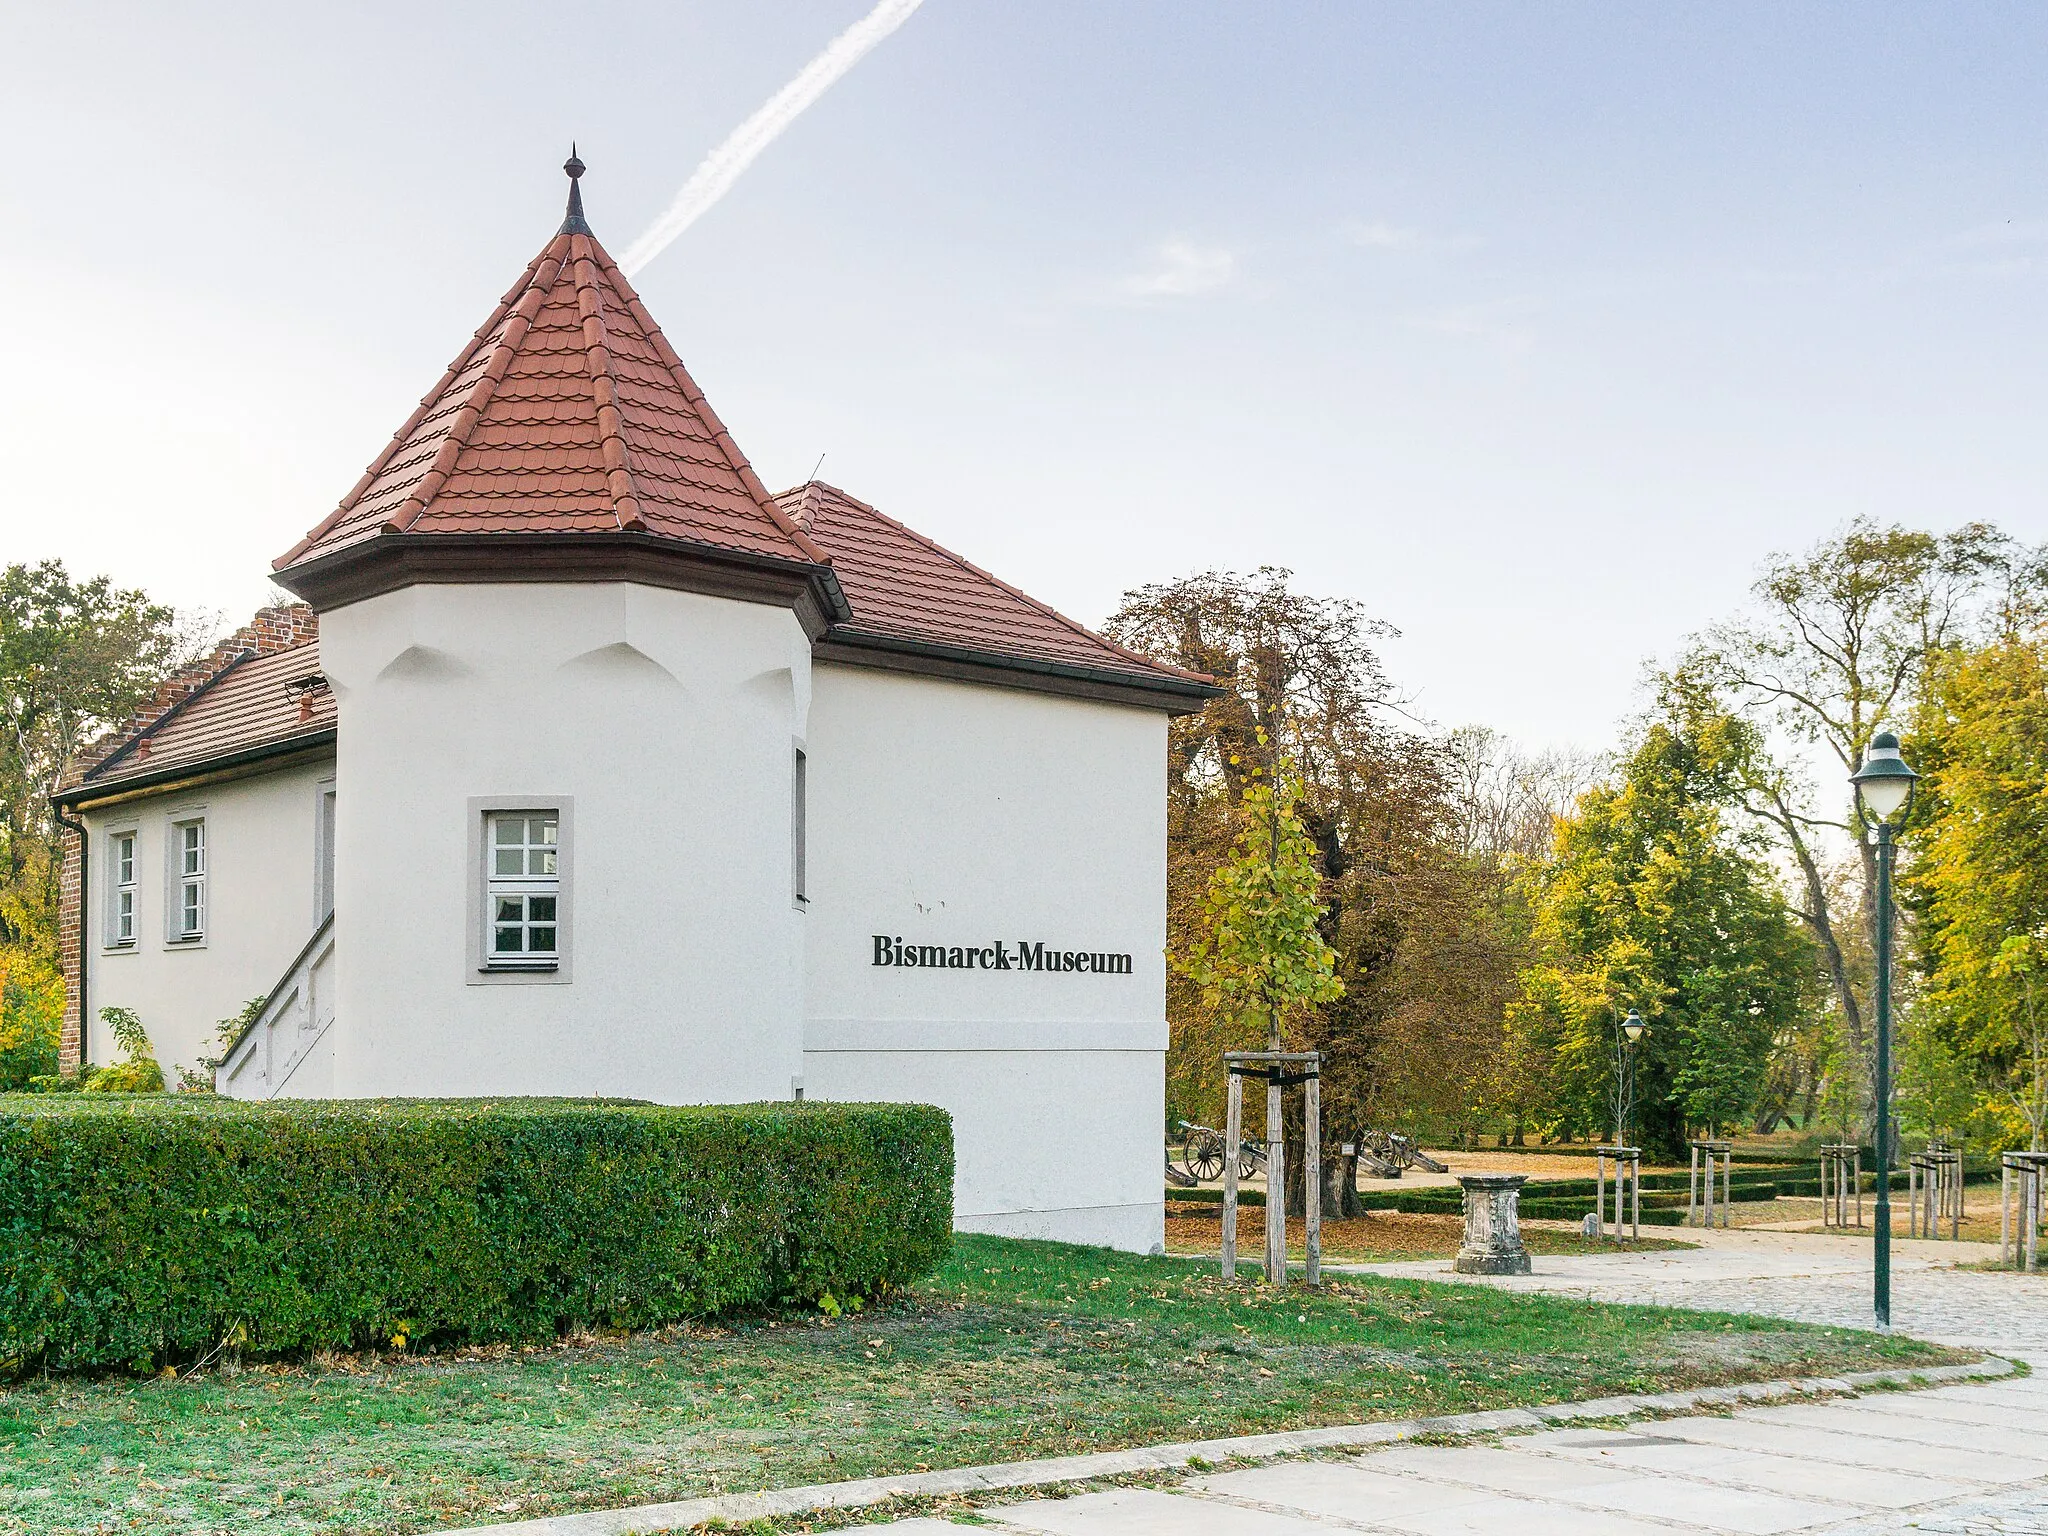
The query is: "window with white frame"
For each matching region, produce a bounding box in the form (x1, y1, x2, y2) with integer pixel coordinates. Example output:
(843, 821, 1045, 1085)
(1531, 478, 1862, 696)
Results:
(170, 818, 206, 942)
(107, 830, 137, 947)
(486, 812, 559, 965)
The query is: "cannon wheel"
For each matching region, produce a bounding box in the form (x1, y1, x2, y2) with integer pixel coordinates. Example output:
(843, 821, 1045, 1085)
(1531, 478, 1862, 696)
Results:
(1239, 1143, 1265, 1179)
(1185, 1130, 1225, 1182)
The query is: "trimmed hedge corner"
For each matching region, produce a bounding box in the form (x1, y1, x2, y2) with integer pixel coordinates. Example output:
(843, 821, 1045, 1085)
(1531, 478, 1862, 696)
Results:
(0, 1096, 952, 1372)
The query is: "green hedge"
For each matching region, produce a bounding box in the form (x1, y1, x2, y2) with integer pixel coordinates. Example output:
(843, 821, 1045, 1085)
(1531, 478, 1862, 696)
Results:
(0, 1096, 953, 1372)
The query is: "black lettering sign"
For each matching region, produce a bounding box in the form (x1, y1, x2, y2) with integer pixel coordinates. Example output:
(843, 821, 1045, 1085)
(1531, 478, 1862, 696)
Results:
(869, 935, 1133, 977)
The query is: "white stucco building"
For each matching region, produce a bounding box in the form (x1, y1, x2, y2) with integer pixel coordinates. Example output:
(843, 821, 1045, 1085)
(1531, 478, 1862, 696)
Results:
(54, 160, 1216, 1254)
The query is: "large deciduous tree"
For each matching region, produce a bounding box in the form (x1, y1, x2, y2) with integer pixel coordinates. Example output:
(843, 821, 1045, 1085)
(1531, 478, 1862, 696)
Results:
(0, 561, 192, 1081)
(1676, 521, 2042, 1132)
(1107, 569, 1520, 1205)
(1507, 690, 1817, 1158)
(1904, 634, 2048, 1149)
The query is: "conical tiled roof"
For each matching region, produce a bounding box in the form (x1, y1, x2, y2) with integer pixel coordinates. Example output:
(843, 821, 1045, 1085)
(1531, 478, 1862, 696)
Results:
(276, 163, 836, 611)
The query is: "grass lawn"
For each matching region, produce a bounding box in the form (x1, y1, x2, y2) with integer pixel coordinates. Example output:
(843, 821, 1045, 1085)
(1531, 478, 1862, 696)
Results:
(1163, 1204, 1697, 1261)
(0, 1233, 1961, 1536)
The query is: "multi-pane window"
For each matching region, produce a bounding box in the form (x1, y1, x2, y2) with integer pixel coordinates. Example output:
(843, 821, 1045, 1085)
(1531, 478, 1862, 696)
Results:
(172, 819, 206, 941)
(109, 831, 136, 946)
(487, 813, 559, 963)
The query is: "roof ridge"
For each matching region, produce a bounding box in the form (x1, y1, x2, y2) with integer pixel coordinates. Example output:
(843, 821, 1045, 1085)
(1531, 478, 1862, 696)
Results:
(568, 233, 644, 532)
(793, 480, 1213, 685)
(85, 651, 255, 782)
(388, 236, 570, 534)
(598, 247, 836, 569)
(68, 608, 321, 783)
(275, 247, 558, 569)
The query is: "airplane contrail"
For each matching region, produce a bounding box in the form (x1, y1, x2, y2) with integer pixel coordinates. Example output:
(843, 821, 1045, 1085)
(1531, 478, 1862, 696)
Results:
(619, 0, 927, 276)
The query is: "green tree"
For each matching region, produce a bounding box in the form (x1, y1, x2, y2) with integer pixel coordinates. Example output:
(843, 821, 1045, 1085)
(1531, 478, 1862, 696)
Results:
(1905, 635, 2048, 1149)
(1179, 757, 1344, 1050)
(1510, 693, 1818, 1157)
(0, 946, 63, 1089)
(1678, 521, 2041, 1134)
(0, 561, 192, 968)
(1109, 569, 1516, 1164)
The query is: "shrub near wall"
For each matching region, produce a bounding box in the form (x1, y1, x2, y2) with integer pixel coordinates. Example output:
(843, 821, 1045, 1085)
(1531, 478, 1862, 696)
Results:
(0, 1097, 953, 1372)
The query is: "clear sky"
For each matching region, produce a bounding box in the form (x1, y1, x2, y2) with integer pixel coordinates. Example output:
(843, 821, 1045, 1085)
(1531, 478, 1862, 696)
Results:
(3, 4, 2043, 751)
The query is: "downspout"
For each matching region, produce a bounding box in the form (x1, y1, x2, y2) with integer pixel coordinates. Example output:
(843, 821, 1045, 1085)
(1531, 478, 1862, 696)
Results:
(50, 803, 88, 1074)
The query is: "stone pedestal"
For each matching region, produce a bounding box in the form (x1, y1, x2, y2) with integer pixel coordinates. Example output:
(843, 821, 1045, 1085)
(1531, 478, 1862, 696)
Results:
(1454, 1173, 1532, 1275)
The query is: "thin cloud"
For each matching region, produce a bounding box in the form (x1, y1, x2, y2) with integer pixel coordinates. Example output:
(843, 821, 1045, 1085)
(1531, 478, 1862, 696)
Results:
(1344, 220, 1422, 249)
(620, 0, 926, 276)
(1121, 241, 1238, 299)
(1342, 218, 1480, 253)
(1405, 299, 1535, 352)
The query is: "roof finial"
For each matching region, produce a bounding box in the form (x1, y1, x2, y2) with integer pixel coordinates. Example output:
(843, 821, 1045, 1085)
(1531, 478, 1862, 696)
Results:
(560, 143, 591, 235)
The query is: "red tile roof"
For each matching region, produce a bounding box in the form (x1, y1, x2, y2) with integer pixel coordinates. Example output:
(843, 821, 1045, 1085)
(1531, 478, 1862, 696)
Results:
(62, 168, 1216, 800)
(276, 207, 826, 576)
(783, 480, 1213, 694)
(66, 474, 1216, 801)
(59, 609, 331, 802)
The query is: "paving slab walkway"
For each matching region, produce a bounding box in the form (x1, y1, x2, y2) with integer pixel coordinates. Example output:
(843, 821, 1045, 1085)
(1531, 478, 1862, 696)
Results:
(960, 1230, 2048, 1536)
(959, 1368, 2048, 1536)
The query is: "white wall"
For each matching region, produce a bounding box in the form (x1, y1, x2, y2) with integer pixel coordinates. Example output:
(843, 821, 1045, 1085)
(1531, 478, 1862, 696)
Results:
(316, 582, 811, 1102)
(84, 756, 333, 1078)
(802, 664, 1169, 1254)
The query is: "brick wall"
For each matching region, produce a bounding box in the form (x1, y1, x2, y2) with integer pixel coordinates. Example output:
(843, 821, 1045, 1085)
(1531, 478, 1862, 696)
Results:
(55, 603, 320, 1074)
(57, 819, 84, 1073)
(100, 605, 322, 765)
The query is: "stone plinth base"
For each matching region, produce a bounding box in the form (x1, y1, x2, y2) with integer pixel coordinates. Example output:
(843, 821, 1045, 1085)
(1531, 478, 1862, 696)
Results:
(1453, 1173, 1532, 1275)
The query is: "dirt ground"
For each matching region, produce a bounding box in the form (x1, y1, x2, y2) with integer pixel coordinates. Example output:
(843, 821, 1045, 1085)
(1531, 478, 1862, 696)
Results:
(1163, 1203, 1694, 1261)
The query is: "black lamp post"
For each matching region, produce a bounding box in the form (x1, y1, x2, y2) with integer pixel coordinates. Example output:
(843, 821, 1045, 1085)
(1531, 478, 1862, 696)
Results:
(1850, 730, 1918, 1329)
(1615, 1009, 1647, 1147)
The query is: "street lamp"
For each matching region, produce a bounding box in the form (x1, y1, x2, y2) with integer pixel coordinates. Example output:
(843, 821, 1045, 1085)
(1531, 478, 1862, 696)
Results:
(1615, 1009, 1647, 1146)
(1850, 729, 1918, 1329)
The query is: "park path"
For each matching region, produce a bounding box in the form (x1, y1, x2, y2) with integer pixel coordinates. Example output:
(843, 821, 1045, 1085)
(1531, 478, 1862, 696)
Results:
(1341, 1225, 2046, 1357)
(911, 1230, 2048, 1536)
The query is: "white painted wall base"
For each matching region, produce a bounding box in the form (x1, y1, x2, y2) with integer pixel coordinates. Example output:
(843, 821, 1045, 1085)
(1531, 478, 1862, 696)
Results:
(957, 1203, 1165, 1254)
(805, 1041, 1165, 1254)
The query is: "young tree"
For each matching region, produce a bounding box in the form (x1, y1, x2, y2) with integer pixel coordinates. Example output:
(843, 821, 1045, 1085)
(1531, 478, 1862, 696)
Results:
(1180, 760, 1344, 1050)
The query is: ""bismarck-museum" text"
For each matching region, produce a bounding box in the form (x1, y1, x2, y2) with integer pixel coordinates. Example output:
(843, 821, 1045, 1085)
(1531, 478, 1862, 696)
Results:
(871, 937, 1134, 974)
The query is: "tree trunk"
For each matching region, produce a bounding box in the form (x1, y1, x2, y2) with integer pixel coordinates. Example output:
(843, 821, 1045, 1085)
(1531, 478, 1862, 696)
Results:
(1331, 1151, 1361, 1217)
